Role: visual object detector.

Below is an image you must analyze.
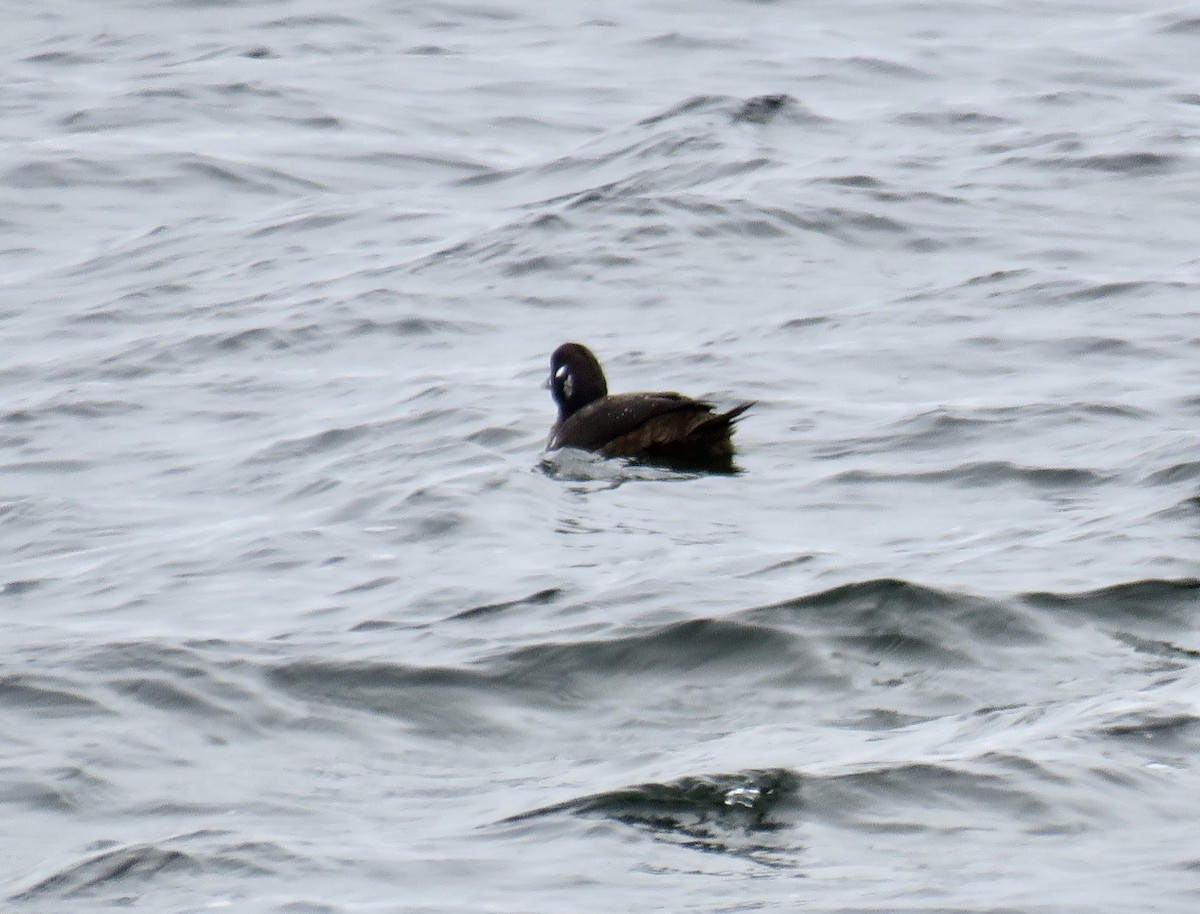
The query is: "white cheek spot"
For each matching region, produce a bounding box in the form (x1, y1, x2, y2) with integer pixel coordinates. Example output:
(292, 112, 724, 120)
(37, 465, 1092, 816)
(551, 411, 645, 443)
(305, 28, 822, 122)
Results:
(553, 365, 573, 399)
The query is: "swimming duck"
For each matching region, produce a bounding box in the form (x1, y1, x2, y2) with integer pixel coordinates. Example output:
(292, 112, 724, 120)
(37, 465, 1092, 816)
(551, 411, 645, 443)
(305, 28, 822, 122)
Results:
(546, 342, 752, 470)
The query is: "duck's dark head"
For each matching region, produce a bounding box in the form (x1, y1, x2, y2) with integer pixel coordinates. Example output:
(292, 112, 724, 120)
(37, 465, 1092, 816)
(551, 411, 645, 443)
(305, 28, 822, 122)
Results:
(549, 342, 608, 419)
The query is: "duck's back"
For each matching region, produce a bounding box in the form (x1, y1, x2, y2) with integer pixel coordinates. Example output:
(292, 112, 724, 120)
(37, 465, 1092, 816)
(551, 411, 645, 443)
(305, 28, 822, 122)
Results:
(549, 392, 699, 450)
(551, 392, 751, 463)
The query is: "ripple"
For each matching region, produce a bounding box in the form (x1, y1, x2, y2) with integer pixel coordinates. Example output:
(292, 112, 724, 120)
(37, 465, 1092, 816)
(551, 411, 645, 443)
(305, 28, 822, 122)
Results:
(442, 587, 564, 622)
(247, 424, 375, 464)
(1158, 16, 1200, 35)
(1030, 151, 1180, 175)
(828, 460, 1106, 488)
(178, 154, 328, 193)
(0, 674, 109, 714)
(1144, 461, 1200, 486)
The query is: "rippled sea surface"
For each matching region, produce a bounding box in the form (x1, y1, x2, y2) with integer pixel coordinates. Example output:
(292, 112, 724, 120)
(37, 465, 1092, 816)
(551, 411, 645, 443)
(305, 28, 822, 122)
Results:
(5, 0, 1200, 911)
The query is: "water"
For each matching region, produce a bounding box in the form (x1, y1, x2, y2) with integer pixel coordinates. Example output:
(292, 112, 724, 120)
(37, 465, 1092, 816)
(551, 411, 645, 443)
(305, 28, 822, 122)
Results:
(3, 0, 1200, 910)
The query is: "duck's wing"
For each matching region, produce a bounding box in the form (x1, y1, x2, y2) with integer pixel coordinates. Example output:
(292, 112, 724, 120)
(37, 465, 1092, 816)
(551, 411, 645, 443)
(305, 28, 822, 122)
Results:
(604, 400, 755, 460)
(550, 392, 710, 452)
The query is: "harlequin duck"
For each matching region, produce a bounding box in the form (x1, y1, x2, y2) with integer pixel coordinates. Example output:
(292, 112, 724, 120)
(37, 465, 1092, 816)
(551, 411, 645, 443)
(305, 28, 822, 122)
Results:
(546, 342, 753, 470)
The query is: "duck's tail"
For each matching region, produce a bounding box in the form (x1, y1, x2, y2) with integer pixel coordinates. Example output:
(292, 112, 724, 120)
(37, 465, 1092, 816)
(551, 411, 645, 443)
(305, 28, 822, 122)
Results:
(676, 400, 755, 459)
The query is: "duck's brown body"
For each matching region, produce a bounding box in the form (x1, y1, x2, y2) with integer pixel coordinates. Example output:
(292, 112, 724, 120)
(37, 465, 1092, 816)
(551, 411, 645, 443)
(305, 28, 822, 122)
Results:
(547, 342, 752, 470)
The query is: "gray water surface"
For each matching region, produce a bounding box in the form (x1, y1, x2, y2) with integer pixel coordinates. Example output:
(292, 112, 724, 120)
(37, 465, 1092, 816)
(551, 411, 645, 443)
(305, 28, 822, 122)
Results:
(4, 1, 1200, 911)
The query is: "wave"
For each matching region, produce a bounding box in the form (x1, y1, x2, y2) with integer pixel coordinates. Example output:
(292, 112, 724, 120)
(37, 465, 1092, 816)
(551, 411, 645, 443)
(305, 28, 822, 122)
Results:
(753, 576, 1200, 653)
(495, 616, 804, 685)
(6, 577, 1193, 755)
(269, 658, 499, 710)
(264, 617, 816, 737)
(11, 831, 296, 903)
(749, 578, 1044, 660)
(406, 190, 916, 283)
(273, 576, 1197, 733)
(796, 760, 1065, 834)
(505, 767, 799, 827)
(1020, 578, 1200, 631)
(404, 90, 934, 279)
(499, 768, 802, 865)
(13, 843, 200, 902)
(499, 756, 1064, 855)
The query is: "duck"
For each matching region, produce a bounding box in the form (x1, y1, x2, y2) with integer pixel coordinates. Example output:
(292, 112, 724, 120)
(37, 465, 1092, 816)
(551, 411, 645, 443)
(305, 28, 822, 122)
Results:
(546, 342, 753, 470)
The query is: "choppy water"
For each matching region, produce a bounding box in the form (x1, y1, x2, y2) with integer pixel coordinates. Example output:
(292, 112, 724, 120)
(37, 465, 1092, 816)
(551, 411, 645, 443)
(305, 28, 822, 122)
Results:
(4, 0, 1200, 911)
